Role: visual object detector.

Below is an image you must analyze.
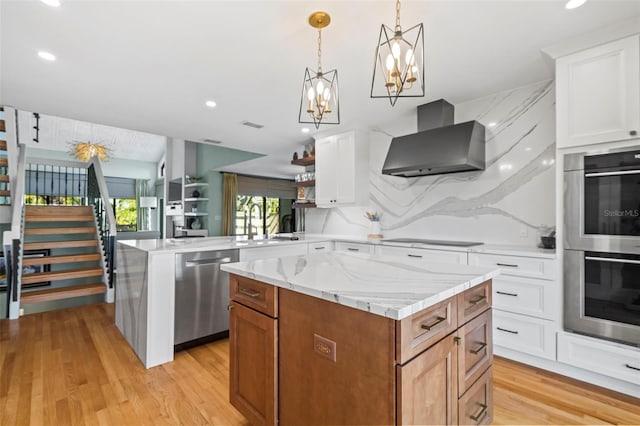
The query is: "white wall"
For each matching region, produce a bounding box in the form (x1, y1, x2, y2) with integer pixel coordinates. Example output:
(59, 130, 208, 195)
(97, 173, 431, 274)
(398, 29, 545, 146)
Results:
(305, 80, 556, 246)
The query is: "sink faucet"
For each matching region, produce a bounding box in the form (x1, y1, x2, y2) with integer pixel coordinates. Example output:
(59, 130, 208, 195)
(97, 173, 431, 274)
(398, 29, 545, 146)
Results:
(247, 203, 263, 240)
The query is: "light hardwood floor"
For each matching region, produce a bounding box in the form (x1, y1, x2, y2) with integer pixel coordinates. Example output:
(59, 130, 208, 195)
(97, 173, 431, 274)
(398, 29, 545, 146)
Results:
(1, 303, 638, 425)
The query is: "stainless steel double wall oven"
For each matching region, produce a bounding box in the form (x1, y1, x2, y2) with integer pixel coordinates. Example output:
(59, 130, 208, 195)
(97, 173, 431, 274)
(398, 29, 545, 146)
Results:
(564, 146, 640, 347)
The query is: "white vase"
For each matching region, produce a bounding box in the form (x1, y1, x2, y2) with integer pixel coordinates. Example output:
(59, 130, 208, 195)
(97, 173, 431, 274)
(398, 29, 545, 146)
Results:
(368, 221, 382, 239)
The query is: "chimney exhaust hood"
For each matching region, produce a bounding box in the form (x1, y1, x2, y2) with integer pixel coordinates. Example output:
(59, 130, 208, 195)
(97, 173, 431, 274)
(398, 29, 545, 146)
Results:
(382, 99, 486, 177)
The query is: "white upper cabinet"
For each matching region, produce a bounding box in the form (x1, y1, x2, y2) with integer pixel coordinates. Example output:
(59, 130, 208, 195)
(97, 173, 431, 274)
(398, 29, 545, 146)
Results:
(556, 35, 640, 149)
(315, 130, 369, 207)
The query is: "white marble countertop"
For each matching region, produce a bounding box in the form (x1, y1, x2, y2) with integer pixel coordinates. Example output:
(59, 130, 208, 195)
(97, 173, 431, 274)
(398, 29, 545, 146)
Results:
(117, 233, 556, 259)
(117, 235, 329, 253)
(221, 252, 500, 320)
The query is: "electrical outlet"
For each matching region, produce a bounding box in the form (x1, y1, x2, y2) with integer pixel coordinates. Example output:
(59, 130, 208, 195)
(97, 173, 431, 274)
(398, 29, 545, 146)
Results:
(19, 308, 24, 316)
(519, 227, 528, 238)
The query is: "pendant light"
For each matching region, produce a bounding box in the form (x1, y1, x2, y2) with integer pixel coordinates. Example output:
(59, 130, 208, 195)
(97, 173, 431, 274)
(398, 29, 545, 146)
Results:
(299, 11, 340, 129)
(371, 0, 425, 106)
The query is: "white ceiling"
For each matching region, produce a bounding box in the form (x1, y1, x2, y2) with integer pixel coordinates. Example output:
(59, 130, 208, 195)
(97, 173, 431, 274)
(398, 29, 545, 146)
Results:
(2, 0, 640, 173)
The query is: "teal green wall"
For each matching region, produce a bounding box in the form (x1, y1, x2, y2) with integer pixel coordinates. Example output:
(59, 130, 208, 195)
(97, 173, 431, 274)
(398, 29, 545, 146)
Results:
(196, 144, 263, 236)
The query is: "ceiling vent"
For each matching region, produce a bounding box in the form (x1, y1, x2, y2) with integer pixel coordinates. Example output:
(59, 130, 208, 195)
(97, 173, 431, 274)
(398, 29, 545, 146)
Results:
(242, 121, 264, 129)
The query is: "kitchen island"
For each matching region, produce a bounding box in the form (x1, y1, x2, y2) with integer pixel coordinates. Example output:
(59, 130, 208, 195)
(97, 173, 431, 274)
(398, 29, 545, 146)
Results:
(222, 252, 500, 425)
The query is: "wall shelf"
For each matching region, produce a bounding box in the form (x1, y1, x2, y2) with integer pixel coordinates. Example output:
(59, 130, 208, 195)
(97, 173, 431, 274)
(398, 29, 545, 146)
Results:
(292, 180, 315, 188)
(184, 182, 208, 188)
(184, 212, 209, 216)
(293, 202, 316, 209)
(291, 156, 315, 166)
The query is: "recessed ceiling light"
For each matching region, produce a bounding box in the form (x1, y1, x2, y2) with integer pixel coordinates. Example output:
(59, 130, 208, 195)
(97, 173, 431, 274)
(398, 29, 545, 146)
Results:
(301, 128, 310, 133)
(40, 0, 61, 6)
(565, 0, 587, 9)
(37, 51, 56, 61)
(205, 100, 217, 108)
(487, 122, 497, 128)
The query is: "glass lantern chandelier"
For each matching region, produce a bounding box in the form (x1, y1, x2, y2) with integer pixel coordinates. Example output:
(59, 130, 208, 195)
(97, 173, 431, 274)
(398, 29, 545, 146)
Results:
(371, 0, 425, 106)
(298, 11, 340, 129)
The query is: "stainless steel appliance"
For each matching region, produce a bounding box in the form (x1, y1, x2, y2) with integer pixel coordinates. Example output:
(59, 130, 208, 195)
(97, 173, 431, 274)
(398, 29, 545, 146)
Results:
(564, 146, 640, 346)
(174, 249, 239, 345)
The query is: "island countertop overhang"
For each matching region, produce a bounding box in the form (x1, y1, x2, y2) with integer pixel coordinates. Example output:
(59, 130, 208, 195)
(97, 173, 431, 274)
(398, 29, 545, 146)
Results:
(221, 252, 500, 320)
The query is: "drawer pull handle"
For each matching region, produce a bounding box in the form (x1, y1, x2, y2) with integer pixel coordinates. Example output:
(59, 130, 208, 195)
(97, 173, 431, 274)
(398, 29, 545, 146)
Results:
(470, 403, 488, 422)
(625, 363, 640, 371)
(497, 327, 518, 334)
(469, 295, 487, 305)
(407, 254, 423, 258)
(421, 316, 446, 331)
(239, 288, 260, 298)
(469, 342, 487, 354)
(496, 291, 518, 297)
(314, 246, 326, 250)
(347, 248, 359, 252)
(496, 262, 519, 268)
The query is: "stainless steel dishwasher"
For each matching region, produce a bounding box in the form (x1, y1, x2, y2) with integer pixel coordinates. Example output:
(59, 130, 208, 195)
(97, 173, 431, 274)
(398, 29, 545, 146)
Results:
(174, 249, 239, 346)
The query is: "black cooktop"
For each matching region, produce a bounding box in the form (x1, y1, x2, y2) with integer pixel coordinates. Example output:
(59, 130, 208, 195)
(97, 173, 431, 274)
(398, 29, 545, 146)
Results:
(382, 238, 484, 247)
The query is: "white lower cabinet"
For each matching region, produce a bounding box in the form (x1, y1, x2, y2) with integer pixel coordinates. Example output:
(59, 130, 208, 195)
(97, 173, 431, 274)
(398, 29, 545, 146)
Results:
(492, 275, 557, 320)
(376, 245, 467, 264)
(557, 332, 640, 384)
(307, 241, 334, 253)
(333, 241, 374, 255)
(493, 310, 557, 360)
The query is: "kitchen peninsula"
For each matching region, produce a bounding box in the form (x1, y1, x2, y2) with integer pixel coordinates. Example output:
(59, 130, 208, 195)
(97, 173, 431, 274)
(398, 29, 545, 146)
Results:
(222, 252, 500, 425)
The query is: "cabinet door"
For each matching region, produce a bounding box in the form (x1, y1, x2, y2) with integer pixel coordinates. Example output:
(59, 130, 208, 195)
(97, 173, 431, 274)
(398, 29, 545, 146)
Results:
(458, 309, 492, 396)
(335, 131, 356, 204)
(229, 301, 277, 426)
(397, 334, 459, 425)
(557, 35, 640, 148)
(377, 245, 468, 264)
(315, 136, 338, 207)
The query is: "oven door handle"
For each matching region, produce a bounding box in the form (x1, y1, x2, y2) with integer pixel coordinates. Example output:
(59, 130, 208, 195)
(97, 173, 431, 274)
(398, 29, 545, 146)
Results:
(585, 170, 640, 177)
(584, 256, 640, 265)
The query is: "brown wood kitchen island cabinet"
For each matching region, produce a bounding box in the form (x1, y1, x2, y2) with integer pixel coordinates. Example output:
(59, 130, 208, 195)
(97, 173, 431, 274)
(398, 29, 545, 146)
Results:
(228, 273, 493, 426)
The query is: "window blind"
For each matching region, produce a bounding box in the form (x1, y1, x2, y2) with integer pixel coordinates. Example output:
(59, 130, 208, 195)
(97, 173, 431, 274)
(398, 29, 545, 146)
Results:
(236, 175, 295, 199)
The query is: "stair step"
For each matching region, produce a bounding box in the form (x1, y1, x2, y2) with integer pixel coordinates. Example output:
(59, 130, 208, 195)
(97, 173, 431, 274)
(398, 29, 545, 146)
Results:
(0, 158, 7, 167)
(22, 253, 102, 266)
(23, 239, 99, 250)
(24, 226, 97, 235)
(0, 141, 6, 151)
(25, 206, 94, 222)
(0, 120, 4, 132)
(21, 283, 106, 304)
(21, 267, 104, 285)
(0, 175, 9, 183)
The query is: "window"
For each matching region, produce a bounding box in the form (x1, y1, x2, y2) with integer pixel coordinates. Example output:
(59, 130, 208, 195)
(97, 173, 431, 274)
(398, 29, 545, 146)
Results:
(25, 195, 84, 205)
(235, 195, 281, 236)
(110, 198, 137, 232)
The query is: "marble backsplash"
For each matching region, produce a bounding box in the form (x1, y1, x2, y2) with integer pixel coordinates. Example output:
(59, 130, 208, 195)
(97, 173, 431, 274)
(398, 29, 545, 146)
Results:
(305, 80, 556, 246)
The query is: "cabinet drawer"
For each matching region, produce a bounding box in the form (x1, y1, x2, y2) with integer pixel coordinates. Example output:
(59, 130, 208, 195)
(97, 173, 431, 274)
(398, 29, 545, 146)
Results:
(458, 309, 492, 396)
(396, 296, 458, 365)
(457, 280, 492, 325)
(557, 332, 640, 384)
(334, 241, 374, 254)
(468, 253, 556, 281)
(377, 245, 467, 264)
(229, 275, 278, 317)
(308, 241, 334, 253)
(458, 366, 493, 426)
(492, 310, 556, 360)
(493, 276, 558, 320)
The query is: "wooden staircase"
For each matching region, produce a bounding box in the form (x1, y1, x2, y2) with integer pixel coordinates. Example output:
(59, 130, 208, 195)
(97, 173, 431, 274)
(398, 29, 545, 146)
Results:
(0, 107, 9, 205)
(20, 205, 107, 305)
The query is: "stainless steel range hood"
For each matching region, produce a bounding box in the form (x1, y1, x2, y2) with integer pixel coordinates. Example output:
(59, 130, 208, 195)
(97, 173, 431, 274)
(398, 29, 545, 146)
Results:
(382, 99, 486, 177)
